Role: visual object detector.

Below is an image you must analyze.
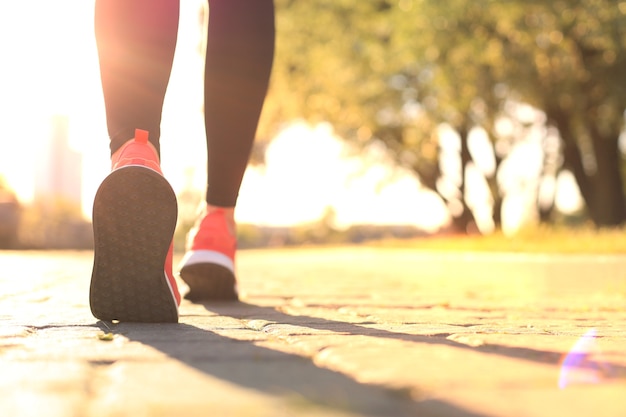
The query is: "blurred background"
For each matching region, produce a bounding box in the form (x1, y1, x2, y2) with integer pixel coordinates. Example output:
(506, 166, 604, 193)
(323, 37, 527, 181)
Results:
(0, 0, 624, 250)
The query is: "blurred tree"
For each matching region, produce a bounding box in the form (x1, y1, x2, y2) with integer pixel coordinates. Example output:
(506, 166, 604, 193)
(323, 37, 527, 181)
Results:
(267, 0, 483, 231)
(486, 0, 626, 226)
(266, 0, 626, 229)
(0, 177, 21, 248)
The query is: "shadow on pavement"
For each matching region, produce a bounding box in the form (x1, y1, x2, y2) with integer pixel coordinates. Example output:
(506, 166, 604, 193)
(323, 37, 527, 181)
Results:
(205, 302, 626, 380)
(100, 298, 624, 416)
(100, 315, 489, 417)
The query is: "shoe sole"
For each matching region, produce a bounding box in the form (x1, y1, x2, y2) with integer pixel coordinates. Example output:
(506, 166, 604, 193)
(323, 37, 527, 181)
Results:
(179, 263, 238, 301)
(90, 166, 178, 323)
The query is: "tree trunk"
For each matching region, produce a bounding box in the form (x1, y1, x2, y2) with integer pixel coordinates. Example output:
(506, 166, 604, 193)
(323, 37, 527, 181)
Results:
(451, 124, 479, 233)
(551, 111, 593, 209)
(410, 121, 478, 234)
(588, 129, 626, 226)
(489, 150, 504, 229)
(550, 110, 626, 227)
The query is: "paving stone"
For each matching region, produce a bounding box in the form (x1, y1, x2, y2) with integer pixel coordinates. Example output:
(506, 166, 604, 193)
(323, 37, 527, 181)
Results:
(0, 248, 624, 417)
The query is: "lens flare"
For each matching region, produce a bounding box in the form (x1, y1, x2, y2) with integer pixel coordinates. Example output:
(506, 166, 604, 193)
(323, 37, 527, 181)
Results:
(558, 328, 611, 389)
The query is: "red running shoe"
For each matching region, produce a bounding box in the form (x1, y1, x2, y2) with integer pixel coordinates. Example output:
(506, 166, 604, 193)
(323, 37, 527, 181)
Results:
(178, 206, 238, 301)
(90, 129, 180, 323)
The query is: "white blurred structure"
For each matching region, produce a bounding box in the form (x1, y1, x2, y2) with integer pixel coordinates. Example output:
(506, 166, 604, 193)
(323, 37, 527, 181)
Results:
(35, 115, 82, 209)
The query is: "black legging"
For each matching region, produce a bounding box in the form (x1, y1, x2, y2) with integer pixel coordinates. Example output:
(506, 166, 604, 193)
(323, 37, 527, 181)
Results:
(95, 0, 275, 207)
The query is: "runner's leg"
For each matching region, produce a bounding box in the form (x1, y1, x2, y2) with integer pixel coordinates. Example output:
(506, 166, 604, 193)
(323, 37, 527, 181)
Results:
(204, 0, 275, 207)
(95, 0, 179, 156)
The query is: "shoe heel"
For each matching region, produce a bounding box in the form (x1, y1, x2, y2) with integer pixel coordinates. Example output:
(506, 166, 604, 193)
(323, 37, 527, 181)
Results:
(90, 166, 179, 323)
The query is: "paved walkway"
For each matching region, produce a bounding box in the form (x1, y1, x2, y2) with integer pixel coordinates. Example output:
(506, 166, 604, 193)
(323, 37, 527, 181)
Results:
(0, 248, 625, 417)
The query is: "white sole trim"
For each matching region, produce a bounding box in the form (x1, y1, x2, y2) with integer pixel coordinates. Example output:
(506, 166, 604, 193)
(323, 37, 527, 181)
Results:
(179, 250, 235, 273)
(114, 164, 161, 175)
(164, 271, 180, 317)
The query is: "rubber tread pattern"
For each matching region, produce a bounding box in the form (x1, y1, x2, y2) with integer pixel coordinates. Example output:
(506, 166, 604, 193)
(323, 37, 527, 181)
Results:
(90, 166, 178, 323)
(179, 263, 238, 301)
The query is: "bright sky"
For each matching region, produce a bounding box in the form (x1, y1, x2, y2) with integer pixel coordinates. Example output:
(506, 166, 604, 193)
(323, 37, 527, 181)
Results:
(0, 1, 582, 234)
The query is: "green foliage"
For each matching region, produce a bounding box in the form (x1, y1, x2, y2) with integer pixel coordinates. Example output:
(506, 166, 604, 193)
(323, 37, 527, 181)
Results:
(266, 0, 626, 228)
(265, 1, 400, 135)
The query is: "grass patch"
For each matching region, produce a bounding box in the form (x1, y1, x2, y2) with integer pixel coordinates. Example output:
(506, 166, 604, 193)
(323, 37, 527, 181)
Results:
(371, 225, 626, 254)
